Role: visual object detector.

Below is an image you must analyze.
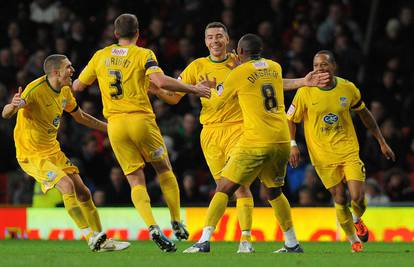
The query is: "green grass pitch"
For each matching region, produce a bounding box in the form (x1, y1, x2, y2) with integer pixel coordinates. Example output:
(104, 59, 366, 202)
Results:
(0, 241, 412, 267)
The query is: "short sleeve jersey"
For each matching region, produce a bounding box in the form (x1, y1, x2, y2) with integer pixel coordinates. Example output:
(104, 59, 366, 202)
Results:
(286, 76, 366, 165)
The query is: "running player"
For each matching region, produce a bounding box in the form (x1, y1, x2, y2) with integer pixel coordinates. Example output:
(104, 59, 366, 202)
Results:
(72, 13, 210, 252)
(2, 54, 130, 252)
(287, 50, 395, 252)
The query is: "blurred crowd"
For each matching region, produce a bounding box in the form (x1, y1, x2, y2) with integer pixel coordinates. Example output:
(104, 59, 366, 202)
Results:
(0, 0, 413, 207)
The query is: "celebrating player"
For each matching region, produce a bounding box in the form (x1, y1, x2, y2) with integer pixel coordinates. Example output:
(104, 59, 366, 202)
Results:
(183, 33, 304, 253)
(2, 54, 130, 252)
(287, 50, 395, 252)
(152, 22, 328, 253)
(72, 13, 210, 252)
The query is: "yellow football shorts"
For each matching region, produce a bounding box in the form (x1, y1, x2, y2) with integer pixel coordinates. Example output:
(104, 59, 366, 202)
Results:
(221, 143, 290, 188)
(200, 123, 243, 180)
(314, 159, 366, 189)
(18, 150, 79, 193)
(108, 113, 168, 175)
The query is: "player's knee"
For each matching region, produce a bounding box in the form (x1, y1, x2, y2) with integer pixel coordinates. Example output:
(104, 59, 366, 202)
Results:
(235, 186, 252, 198)
(77, 185, 92, 202)
(56, 176, 75, 194)
(216, 178, 239, 196)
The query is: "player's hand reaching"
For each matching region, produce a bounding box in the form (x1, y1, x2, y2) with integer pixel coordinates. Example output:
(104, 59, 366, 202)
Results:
(380, 141, 396, 161)
(199, 74, 217, 89)
(304, 70, 330, 87)
(289, 145, 300, 168)
(225, 50, 241, 70)
(11, 87, 23, 108)
(193, 81, 211, 99)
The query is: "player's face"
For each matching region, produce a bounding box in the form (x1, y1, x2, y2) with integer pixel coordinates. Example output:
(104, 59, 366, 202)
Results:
(58, 58, 75, 86)
(205, 27, 229, 57)
(313, 54, 335, 78)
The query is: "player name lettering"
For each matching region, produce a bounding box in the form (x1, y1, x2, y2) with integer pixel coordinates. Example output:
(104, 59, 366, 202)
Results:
(247, 69, 277, 84)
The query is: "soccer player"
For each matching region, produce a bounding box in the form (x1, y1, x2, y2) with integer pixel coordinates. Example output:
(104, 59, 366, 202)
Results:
(183, 33, 304, 253)
(287, 50, 395, 252)
(72, 13, 210, 252)
(152, 22, 328, 253)
(1, 54, 130, 252)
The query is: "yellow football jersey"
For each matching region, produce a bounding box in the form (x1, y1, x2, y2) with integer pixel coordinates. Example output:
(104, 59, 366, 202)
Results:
(219, 58, 290, 145)
(78, 44, 163, 119)
(179, 54, 242, 125)
(287, 76, 366, 166)
(14, 75, 78, 159)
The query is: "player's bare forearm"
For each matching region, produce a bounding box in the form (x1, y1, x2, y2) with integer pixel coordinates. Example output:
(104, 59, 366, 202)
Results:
(288, 120, 297, 140)
(150, 73, 196, 94)
(283, 78, 304, 91)
(357, 107, 385, 144)
(1, 103, 19, 119)
(72, 79, 87, 92)
(155, 89, 182, 105)
(72, 109, 107, 132)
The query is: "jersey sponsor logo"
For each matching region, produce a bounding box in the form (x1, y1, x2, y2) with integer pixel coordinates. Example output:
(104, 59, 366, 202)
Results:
(46, 171, 57, 181)
(253, 60, 268, 69)
(52, 115, 60, 127)
(287, 104, 296, 116)
(216, 83, 224, 96)
(150, 146, 165, 160)
(323, 113, 339, 125)
(339, 96, 347, 107)
(111, 48, 129, 56)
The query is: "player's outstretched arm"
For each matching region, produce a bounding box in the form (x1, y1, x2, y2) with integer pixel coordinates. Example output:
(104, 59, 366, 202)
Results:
(148, 82, 183, 105)
(356, 107, 396, 161)
(72, 79, 88, 92)
(283, 71, 330, 91)
(149, 72, 211, 99)
(70, 108, 107, 132)
(2, 87, 24, 119)
(288, 120, 301, 168)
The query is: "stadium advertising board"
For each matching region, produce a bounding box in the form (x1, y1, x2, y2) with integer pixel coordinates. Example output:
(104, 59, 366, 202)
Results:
(0, 207, 413, 241)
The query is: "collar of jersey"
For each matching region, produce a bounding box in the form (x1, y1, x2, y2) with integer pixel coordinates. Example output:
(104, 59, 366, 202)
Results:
(208, 54, 229, 63)
(318, 76, 337, 91)
(46, 76, 61, 94)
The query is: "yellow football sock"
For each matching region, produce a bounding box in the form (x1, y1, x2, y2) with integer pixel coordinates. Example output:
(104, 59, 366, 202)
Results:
(158, 171, 180, 222)
(204, 192, 229, 227)
(268, 193, 293, 232)
(78, 197, 102, 232)
(131, 185, 157, 227)
(335, 203, 356, 237)
(63, 193, 89, 229)
(236, 197, 254, 232)
(351, 198, 367, 218)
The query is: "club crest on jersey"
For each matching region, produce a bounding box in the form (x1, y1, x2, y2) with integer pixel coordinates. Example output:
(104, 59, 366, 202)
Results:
(111, 47, 128, 56)
(339, 96, 347, 107)
(52, 115, 60, 127)
(216, 83, 224, 96)
(46, 171, 57, 181)
(323, 113, 338, 125)
(62, 98, 67, 109)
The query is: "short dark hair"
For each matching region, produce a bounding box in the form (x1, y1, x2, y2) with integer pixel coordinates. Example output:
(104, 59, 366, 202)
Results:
(114, 13, 139, 39)
(43, 54, 67, 75)
(315, 50, 336, 64)
(205, 22, 228, 35)
(239, 33, 263, 57)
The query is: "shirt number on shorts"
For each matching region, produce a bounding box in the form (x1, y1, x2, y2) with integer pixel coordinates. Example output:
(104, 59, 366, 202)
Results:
(261, 84, 277, 111)
(109, 70, 123, 99)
